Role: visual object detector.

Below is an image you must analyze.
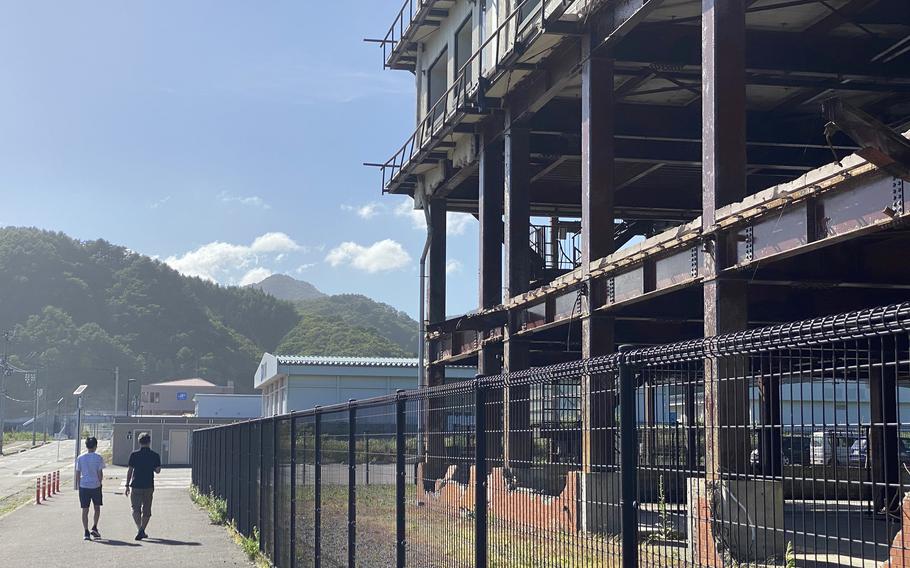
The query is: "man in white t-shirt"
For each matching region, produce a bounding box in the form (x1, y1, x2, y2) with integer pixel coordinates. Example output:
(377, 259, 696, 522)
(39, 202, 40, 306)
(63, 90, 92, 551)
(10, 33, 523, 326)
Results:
(75, 436, 105, 540)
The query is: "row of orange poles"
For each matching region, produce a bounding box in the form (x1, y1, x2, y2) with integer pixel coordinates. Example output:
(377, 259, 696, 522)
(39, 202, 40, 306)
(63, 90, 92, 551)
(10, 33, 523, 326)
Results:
(36, 470, 60, 504)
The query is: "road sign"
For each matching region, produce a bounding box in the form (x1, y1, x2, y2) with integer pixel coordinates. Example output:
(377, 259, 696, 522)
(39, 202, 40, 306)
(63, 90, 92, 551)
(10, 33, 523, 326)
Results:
(73, 385, 88, 396)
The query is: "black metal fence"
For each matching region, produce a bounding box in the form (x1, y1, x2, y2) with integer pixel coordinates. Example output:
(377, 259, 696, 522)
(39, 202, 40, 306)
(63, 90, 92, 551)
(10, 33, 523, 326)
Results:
(193, 302, 910, 567)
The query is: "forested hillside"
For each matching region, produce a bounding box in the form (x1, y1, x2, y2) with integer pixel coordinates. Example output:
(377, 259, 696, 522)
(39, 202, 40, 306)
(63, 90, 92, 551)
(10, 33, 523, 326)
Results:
(0, 227, 299, 407)
(0, 228, 421, 412)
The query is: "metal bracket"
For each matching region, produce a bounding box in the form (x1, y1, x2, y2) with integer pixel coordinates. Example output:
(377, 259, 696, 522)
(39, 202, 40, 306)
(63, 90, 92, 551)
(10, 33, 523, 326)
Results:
(607, 277, 616, 304)
(743, 226, 754, 263)
(689, 247, 699, 279)
(892, 178, 905, 217)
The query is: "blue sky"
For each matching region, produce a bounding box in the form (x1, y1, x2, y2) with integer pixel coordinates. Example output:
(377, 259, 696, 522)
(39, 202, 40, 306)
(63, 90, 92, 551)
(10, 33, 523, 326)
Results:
(0, 1, 480, 319)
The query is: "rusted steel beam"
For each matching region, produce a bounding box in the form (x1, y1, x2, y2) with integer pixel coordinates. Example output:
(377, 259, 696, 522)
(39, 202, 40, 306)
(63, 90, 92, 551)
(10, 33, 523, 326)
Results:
(823, 97, 910, 180)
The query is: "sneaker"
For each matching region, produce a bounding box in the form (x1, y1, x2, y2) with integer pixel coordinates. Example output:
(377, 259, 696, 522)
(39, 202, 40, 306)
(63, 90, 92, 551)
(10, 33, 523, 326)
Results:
(83, 530, 91, 541)
(135, 530, 145, 541)
(139, 530, 148, 540)
(90, 527, 101, 539)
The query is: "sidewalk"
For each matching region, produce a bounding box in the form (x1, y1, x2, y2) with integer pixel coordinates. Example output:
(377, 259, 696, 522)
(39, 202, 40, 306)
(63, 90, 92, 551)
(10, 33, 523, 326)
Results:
(0, 466, 251, 568)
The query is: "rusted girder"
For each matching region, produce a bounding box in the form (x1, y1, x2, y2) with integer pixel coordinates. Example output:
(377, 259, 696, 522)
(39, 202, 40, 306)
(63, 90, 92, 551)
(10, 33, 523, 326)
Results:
(823, 97, 910, 180)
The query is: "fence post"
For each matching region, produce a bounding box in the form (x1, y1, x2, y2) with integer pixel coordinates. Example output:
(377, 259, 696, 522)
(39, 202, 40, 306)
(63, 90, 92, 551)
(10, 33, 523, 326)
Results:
(259, 420, 265, 554)
(395, 391, 406, 568)
(314, 407, 322, 568)
(474, 377, 488, 568)
(290, 416, 297, 568)
(273, 417, 279, 565)
(348, 401, 357, 568)
(618, 347, 638, 568)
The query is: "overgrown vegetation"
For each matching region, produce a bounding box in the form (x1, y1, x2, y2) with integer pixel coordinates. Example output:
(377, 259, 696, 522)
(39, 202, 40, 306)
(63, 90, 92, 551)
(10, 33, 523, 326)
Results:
(190, 485, 269, 567)
(189, 485, 228, 525)
(2, 431, 39, 445)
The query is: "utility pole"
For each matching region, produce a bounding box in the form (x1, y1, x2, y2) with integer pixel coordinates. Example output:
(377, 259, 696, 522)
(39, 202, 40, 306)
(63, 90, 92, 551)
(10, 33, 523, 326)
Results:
(114, 366, 119, 416)
(29, 370, 38, 447)
(0, 330, 12, 456)
(42, 385, 49, 444)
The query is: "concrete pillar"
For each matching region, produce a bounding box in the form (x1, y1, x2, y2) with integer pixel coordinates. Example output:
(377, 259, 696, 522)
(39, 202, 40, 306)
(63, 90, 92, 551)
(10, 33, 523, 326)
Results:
(503, 110, 531, 470)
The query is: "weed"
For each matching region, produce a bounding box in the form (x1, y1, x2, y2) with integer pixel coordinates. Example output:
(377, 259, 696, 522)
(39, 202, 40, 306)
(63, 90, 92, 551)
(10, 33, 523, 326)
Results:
(785, 541, 796, 568)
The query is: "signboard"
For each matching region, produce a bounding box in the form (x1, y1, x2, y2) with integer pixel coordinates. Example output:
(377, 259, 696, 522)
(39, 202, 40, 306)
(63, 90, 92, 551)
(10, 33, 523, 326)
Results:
(176, 392, 188, 401)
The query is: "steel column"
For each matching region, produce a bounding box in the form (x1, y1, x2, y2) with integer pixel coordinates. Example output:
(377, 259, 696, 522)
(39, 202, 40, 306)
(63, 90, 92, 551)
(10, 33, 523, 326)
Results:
(580, 37, 618, 473)
(503, 111, 531, 469)
(702, 0, 750, 477)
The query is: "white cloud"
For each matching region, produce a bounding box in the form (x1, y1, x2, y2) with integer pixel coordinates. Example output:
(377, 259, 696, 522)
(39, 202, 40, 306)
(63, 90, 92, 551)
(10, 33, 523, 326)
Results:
(342, 202, 383, 219)
(446, 259, 462, 275)
(251, 232, 302, 253)
(150, 196, 171, 209)
(325, 239, 411, 273)
(218, 191, 271, 210)
(394, 199, 474, 236)
(165, 232, 302, 283)
(295, 263, 316, 274)
(239, 267, 273, 286)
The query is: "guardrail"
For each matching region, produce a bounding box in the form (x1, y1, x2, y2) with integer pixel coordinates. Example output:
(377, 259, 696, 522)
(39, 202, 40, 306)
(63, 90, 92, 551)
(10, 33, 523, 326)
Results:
(194, 300, 910, 567)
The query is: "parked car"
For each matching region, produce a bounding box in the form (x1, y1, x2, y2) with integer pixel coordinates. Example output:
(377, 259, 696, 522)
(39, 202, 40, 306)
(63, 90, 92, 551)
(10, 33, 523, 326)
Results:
(811, 431, 859, 465)
(749, 436, 811, 468)
(847, 437, 910, 467)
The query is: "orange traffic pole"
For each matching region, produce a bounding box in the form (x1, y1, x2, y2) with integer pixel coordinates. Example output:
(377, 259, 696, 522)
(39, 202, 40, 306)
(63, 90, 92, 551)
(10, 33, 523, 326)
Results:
(42, 475, 46, 501)
(56, 470, 60, 493)
(44, 474, 49, 499)
(54, 471, 58, 494)
(36, 478, 41, 504)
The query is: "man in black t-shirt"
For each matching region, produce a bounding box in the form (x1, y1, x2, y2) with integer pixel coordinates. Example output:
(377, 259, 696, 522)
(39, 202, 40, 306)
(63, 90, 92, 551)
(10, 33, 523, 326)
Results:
(125, 432, 161, 540)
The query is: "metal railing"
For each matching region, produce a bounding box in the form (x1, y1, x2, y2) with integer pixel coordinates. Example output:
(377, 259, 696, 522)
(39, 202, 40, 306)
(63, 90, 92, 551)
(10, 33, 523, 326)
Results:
(193, 301, 910, 567)
(375, 0, 574, 194)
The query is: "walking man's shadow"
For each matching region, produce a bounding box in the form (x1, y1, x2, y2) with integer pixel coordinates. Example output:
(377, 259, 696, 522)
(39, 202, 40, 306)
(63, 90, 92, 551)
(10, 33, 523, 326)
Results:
(141, 538, 201, 546)
(93, 539, 141, 547)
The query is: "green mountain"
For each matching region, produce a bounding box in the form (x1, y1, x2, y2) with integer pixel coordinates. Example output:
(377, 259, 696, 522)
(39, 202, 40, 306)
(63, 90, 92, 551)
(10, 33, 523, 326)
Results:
(246, 273, 325, 302)
(275, 293, 419, 358)
(0, 228, 419, 412)
(0, 227, 300, 407)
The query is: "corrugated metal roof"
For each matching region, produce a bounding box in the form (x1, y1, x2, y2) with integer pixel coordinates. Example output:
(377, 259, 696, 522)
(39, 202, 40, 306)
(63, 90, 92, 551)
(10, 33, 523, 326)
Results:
(276, 355, 421, 368)
(148, 378, 219, 387)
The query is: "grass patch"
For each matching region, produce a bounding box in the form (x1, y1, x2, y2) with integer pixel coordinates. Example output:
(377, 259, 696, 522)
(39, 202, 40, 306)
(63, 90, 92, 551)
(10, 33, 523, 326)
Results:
(190, 485, 270, 567)
(0, 488, 34, 519)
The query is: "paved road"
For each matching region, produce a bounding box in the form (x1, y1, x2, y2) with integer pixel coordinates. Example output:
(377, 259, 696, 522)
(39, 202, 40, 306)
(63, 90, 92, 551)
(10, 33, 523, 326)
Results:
(0, 466, 251, 567)
(0, 440, 109, 500)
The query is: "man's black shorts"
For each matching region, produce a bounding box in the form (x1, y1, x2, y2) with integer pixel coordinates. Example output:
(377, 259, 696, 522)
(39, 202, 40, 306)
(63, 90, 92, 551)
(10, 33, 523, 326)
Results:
(78, 487, 103, 508)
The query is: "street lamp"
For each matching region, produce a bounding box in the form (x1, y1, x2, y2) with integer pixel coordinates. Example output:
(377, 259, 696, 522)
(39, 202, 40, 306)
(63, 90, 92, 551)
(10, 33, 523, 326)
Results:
(73, 384, 88, 490)
(126, 379, 137, 417)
